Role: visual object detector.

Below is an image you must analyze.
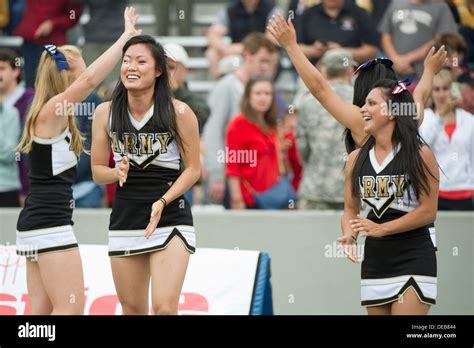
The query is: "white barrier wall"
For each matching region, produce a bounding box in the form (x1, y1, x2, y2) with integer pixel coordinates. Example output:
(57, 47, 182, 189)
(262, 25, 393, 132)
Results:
(1, 209, 473, 314)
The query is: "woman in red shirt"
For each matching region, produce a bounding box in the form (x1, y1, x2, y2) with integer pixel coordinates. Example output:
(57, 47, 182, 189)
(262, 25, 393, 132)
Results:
(226, 78, 281, 209)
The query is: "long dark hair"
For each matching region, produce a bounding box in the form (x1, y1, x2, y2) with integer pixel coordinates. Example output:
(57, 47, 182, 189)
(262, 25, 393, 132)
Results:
(240, 77, 278, 129)
(344, 61, 398, 153)
(110, 35, 183, 151)
(350, 79, 438, 202)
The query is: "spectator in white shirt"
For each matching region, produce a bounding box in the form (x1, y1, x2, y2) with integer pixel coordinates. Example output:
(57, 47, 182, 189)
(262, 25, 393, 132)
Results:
(420, 69, 474, 210)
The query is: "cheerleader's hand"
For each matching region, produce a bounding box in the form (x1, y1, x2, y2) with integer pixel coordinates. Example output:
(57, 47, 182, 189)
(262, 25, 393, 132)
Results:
(336, 235, 358, 263)
(123, 6, 142, 37)
(350, 215, 387, 238)
(145, 200, 165, 239)
(266, 14, 297, 49)
(117, 156, 129, 187)
(423, 45, 448, 75)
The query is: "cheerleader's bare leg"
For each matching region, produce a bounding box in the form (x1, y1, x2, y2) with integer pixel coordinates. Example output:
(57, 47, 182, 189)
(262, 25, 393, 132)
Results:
(36, 249, 85, 315)
(149, 236, 190, 315)
(26, 258, 53, 314)
(111, 253, 151, 315)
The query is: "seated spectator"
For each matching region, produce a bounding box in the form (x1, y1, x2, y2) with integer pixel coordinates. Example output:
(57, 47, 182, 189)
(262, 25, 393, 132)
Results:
(226, 78, 294, 209)
(0, 103, 21, 207)
(379, 0, 457, 80)
(296, 48, 355, 209)
(420, 69, 474, 211)
(458, 69, 474, 113)
(0, 48, 35, 206)
(205, 0, 282, 79)
(297, 0, 378, 65)
(203, 32, 277, 206)
(164, 43, 211, 132)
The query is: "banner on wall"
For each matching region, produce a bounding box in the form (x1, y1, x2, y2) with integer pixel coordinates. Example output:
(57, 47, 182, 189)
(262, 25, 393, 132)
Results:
(0, 245, 272, 315)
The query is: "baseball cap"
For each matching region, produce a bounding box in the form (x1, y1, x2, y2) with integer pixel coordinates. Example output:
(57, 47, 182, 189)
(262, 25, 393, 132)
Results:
(321, 48, 357, 76)
(164, 43, 189, 68)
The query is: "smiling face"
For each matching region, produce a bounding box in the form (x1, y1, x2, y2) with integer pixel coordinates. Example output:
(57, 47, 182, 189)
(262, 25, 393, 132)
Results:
(360, 87, 395, 135)
(249, 80, 274, 114)
(121, 43, 160, 91)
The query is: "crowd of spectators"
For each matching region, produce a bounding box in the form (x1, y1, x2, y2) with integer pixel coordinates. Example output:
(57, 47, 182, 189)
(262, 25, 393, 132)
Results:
(0, 0, 472, 210)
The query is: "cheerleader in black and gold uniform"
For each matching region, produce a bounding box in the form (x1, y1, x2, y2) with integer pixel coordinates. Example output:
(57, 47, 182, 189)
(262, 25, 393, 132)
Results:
(91, 35, 200, 315)
(339, 79, 439, 315)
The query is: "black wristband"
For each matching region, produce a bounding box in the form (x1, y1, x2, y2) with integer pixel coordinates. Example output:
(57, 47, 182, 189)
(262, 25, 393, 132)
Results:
(159, 197, 167, 207)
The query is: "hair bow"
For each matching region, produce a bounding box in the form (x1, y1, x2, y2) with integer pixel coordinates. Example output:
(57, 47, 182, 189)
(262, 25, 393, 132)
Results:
(43, 44, 70, 71)
(353, 57, 393, 76)
(391, 75, 414, 95)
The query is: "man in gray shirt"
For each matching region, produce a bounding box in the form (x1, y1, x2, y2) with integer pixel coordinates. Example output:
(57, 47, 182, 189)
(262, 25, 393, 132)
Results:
(379, 0, 457, 80)
(203, 32, 277, 205)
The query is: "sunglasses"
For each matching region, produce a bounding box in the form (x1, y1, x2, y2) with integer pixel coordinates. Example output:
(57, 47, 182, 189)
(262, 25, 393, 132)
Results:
(353, 58, 393, 76)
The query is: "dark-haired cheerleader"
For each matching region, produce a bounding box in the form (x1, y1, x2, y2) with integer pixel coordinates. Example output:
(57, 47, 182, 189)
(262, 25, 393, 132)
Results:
(91, 35, 200, 315)
(339, 79, 439, 315)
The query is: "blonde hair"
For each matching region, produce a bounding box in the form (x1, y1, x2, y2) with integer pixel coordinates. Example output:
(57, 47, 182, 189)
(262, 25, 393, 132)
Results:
(17, 45, 84, 156)
(427, 68, 453, 110)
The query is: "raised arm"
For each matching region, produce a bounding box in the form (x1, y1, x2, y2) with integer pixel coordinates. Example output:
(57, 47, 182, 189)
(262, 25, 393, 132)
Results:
(413, 45, 448, 126)
(267, 14, 366, 145)
(39, 7, 141, 125)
